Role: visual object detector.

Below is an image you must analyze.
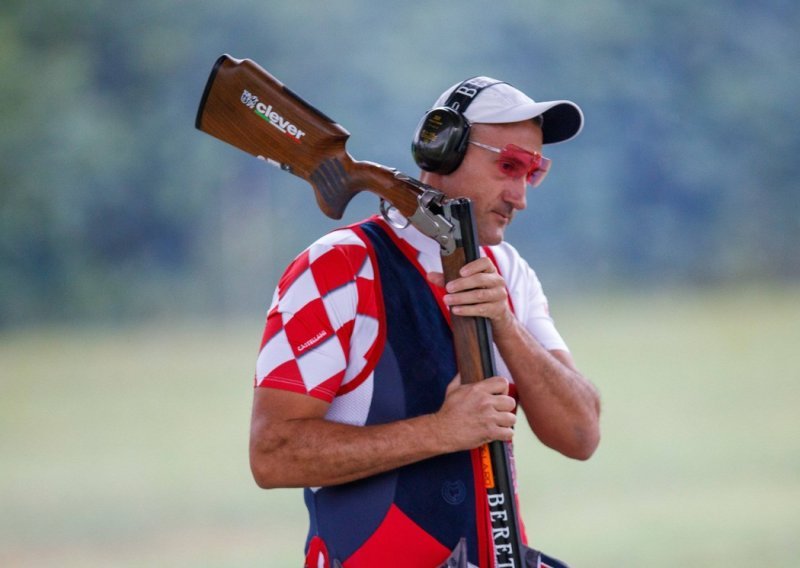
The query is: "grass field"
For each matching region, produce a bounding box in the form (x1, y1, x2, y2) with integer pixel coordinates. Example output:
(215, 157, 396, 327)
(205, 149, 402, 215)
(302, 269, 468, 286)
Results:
(1, 286, 798, 567)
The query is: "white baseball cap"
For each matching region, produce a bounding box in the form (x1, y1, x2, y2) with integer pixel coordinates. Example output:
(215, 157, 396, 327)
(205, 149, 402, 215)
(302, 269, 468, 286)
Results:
(432, 77, 584, 144)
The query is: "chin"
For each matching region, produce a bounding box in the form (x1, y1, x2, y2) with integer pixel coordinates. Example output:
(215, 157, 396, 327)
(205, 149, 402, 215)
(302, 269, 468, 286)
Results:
(479, 232, 504, 246)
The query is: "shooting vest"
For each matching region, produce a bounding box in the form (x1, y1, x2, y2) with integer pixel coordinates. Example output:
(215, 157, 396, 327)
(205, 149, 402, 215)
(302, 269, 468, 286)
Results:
(303, 220, 497, 568)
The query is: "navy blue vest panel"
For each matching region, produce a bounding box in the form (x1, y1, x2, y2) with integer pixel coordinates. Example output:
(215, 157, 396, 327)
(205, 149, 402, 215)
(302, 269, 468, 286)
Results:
(303, 221, 480, 564)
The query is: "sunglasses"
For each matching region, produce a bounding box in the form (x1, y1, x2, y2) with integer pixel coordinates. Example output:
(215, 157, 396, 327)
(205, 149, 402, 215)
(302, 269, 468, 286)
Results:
(469, 141, 552, 187)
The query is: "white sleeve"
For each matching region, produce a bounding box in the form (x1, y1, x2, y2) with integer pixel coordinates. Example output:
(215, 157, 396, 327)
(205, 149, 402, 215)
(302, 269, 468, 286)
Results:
(488, 242, 569, 353)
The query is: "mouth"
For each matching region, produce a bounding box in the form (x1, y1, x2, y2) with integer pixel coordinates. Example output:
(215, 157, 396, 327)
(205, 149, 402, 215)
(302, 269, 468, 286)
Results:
(492, 209, 513, 224)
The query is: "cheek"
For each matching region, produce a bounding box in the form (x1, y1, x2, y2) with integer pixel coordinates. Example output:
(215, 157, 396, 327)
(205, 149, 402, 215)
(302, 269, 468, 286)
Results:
(450, 163, 498, 200)
(440, 155, 505, 207)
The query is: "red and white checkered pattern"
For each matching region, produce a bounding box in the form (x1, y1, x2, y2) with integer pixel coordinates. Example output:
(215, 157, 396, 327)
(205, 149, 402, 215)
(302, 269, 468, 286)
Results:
(256, 229, 379, 403)
(255, 217, 569, 415)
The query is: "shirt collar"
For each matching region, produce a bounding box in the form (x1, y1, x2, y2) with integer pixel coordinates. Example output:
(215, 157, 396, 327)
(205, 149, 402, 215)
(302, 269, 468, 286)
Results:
(379, 216, 443, 273)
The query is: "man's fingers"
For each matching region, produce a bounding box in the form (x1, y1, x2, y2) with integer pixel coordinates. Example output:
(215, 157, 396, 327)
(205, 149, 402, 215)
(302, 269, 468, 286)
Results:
(480, 376, 510, 395)
(481, 377, 516, 413)
(458, 257, 494, 278)
(445, 272, 501, 294)
(435, 376, 518, 450)
(445, 374, 461, 395)
(444, 286, 506, 306)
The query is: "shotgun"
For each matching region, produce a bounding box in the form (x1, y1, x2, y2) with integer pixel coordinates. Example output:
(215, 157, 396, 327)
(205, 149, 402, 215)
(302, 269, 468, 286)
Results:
(195, 55, 566, 568)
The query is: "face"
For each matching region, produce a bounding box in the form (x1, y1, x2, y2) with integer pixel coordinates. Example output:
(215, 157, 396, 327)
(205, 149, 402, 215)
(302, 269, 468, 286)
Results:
(421, 120, 545, 246)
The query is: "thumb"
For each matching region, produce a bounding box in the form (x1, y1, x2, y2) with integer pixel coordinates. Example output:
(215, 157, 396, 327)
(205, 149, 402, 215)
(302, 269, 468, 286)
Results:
(482, 376, 510, 395)
(445, 374, 462, 396)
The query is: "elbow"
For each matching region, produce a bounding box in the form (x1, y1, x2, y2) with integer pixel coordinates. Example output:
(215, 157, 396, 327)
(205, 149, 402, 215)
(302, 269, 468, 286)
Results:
(250, 453, 277, 489)
(567, 428, 600, 461)
(547, 417, 600, 461)
(250, 441, 290, 489)
(251, 469, 276, 490)
(251, 454, 296, 489)
(566, 416, 601, 461)
(569, 395, 601, 460)
(249, 420, 303, 489)
(250, 436, 311, 489)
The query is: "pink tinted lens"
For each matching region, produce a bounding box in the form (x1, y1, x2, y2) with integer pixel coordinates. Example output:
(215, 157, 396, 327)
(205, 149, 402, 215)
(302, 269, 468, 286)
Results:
(527, 156, 551, 187)
(498, 145, 550, 187)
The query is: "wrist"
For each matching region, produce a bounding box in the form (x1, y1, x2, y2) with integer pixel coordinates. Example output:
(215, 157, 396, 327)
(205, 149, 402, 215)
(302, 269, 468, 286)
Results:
(424, 411, 458, 455)
(491, 309, 519, 340)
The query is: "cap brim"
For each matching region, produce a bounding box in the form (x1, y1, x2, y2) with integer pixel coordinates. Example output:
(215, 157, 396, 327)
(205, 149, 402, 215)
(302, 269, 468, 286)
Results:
(467, 100, 583, 144)
(539, 101, 584, 145)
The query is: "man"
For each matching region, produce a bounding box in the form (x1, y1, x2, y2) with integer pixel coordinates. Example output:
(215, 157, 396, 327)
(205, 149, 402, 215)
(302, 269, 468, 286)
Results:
(249, 76, 601, 568)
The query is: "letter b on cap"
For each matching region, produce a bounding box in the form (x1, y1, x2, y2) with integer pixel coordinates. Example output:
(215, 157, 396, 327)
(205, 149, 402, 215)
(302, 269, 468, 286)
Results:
(455, 86, 478, 98)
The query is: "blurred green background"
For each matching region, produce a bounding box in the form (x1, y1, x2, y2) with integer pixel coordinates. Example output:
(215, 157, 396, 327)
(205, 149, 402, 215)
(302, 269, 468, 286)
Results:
(1, 0, 798, 566)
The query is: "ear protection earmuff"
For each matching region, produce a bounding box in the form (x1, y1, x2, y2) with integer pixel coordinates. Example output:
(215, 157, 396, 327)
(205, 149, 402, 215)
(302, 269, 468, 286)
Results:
(411, 77, 504, 174)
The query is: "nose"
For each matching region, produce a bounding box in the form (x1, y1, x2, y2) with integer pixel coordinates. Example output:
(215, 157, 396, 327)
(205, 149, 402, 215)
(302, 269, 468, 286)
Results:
(502, 180, 527, 211)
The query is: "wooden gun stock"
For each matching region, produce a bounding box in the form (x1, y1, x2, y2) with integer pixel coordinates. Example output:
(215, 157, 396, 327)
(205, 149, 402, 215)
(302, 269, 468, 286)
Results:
(196, 54, 421, 220)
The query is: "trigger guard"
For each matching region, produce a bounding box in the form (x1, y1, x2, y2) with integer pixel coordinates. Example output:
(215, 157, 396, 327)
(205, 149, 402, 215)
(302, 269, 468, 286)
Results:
(379, 198, 410, 229)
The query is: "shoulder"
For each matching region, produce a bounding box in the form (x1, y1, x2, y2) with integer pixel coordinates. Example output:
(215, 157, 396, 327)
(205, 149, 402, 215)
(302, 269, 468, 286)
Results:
(309, 227, 372, 267)
(489, 242, 568, 351)
(277, 227, 374, 296)
(485, 241, 539, 287)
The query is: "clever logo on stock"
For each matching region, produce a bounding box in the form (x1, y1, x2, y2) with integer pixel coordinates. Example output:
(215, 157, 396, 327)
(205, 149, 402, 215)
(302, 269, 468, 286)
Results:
(241, 89, 306, 143)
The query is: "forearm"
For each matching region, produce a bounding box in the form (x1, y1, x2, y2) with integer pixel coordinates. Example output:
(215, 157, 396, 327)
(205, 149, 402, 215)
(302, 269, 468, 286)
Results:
(250, 413, 444, 488)
(434, 258, 600, 458)
(250, 376, 517, 489)
(493, 317, 601, 459)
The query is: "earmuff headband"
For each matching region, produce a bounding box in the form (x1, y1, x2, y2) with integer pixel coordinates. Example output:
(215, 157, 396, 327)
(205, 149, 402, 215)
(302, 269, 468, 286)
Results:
(411, 77, 505, 174)
(442, 76, 506, 114)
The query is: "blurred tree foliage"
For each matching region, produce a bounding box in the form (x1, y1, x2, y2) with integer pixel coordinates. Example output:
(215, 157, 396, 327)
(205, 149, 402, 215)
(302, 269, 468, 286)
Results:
(0, 0, 798, 327)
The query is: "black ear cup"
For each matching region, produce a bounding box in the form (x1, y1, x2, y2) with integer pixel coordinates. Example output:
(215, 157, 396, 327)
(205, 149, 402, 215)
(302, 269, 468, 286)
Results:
(411, 107, 471, 174)
(411, 76, 504, 175)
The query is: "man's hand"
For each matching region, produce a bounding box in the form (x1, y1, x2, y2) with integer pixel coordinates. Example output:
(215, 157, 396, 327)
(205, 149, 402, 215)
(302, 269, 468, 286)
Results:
(430, 258, 601, 460)
(432, 375, 517, 452)
(250, 375, 517, 489)
(428, 257, 515, 335)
